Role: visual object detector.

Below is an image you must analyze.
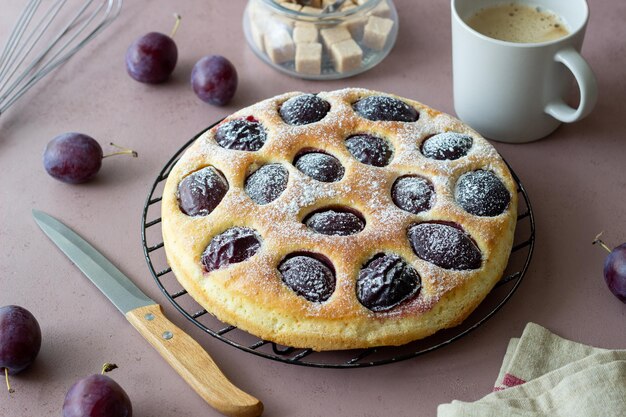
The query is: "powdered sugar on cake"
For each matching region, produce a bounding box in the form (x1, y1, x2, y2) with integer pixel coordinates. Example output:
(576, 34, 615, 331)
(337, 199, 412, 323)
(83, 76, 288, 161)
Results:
(163, 88, 518, 343)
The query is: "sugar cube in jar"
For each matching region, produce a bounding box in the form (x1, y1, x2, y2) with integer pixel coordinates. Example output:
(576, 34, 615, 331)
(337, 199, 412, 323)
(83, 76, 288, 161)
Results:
(243, 0, 399, 79)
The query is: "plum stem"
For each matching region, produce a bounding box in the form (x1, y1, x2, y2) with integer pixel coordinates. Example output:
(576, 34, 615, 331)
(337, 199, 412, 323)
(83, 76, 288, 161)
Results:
(170, 13, 182, 38)
(5, 368, 13, 393)
(593, 232, 612, 253)
(103, 143, 138, 158)
(101, 363, 118, 374)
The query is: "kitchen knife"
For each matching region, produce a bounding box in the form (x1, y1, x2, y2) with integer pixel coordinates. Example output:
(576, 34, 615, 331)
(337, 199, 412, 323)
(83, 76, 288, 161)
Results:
(32, 209, 263, 417)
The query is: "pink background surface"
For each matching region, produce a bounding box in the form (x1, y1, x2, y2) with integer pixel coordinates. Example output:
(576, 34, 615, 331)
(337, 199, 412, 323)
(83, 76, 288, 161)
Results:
(2, 0, 626, 416)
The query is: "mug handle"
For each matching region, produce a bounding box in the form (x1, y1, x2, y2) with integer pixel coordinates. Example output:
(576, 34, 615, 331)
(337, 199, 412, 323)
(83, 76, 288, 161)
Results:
(544, 47, 598, 123)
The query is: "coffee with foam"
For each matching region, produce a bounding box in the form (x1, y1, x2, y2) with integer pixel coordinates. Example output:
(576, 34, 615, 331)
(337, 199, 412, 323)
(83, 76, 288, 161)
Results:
(468, 3, 569, 43)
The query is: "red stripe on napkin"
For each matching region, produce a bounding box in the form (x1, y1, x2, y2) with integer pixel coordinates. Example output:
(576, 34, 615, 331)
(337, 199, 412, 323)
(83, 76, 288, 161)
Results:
(502, 373, 526, 388)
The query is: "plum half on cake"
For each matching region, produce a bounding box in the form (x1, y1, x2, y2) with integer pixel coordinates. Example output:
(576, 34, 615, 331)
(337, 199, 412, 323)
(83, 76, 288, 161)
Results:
(161, 88, 517, 351)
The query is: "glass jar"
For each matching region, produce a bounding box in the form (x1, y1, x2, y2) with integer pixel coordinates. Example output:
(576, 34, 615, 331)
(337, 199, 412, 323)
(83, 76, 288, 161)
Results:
(243, 0, 399, 80)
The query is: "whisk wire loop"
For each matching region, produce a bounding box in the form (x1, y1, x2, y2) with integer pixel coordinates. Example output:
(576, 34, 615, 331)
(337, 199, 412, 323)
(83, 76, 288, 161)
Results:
(0, 0, 122, 115)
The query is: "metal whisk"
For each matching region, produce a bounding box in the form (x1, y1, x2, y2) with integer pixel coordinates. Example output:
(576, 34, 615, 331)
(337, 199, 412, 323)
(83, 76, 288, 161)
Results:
(0, 0, 122, 115)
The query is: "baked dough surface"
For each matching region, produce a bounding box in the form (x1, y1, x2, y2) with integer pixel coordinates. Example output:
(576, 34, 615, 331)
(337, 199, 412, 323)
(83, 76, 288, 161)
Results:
(161, 88, 517, 351)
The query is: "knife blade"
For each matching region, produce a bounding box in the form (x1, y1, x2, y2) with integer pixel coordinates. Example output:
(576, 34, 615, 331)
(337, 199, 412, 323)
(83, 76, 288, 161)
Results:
(33, 209, 263, 417)
(32, 210, 155, 314)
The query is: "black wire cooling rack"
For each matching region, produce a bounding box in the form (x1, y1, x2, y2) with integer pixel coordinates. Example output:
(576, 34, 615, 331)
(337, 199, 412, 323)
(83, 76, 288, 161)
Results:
(141, 123, 535, 368)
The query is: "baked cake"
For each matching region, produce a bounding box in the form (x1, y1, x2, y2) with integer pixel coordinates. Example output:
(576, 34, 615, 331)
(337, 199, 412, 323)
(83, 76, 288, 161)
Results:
(161, 88, 517, 351)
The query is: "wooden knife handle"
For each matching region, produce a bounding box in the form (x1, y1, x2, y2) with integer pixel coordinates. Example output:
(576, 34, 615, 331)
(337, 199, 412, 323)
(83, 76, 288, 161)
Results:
(126, 304, 263, 417)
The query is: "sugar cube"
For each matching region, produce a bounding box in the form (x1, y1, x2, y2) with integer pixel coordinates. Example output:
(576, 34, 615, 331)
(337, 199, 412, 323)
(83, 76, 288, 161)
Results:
(293, 25, 318, 43)
(362, 15, 394, 50)
(330, 38, 362, 72)
(264, 28, 296, 64)
(320, 26, 352, 49)
(296, 42, 322, 74)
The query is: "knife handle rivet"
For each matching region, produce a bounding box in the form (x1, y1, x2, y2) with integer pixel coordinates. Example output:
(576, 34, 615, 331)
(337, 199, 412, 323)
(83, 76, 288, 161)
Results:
(145, 313, 155, 321)
(162, 331, 173, 340)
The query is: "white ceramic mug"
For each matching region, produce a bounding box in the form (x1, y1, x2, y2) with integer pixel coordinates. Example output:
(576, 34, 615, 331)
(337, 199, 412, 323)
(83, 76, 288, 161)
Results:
(451, 0, 598, 143)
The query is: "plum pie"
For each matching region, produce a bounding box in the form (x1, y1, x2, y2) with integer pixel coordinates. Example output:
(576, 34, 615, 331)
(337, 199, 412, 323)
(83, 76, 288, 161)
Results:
(161, 88, 517, 351)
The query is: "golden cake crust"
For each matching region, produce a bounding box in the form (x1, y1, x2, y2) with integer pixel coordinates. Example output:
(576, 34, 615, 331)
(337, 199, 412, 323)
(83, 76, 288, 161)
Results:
(161, 88, 517, 351)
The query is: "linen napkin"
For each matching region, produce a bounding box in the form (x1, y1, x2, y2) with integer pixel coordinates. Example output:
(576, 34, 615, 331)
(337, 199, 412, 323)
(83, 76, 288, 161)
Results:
(437, 323, 626, 417)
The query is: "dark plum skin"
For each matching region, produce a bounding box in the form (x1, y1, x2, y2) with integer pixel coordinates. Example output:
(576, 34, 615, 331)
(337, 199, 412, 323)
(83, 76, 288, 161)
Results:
(294, 152, 344, 182)
(191, 55, 238, 106)
(125, 32, 177, 84)
(279, 94, 331, 125)
(305, 209, 365, 236)
(422, 132, 473, 160)
(62, 374, 132, 417)
(455, 170, 510, 217)
(408, 223, 482, 270)
(353, 96, 418, 122)
(0, 305, 41, 375)
(43, 133, 103, 184)
(177, 167, 229, 216)
(392, 176, 434, 214)
(215, 118, 267, 151)
(202, 227, 262, 272)
(604, 243, 626, 303)
(245, 164, 289, 204)
(279, 255, 336, 302)
(345, 134, 393, 167)
(356, 254, 421, 312)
